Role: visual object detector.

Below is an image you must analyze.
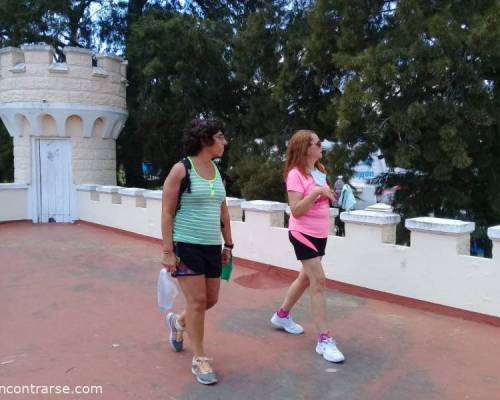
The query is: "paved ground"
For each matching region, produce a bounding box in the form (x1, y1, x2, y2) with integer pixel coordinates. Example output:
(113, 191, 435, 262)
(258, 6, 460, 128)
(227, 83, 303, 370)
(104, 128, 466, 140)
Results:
(1, 221, 499, 400)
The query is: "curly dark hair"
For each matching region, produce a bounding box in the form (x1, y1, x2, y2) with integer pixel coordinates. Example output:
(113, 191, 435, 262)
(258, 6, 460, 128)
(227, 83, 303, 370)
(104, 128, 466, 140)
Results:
(183, 118, 225, 156)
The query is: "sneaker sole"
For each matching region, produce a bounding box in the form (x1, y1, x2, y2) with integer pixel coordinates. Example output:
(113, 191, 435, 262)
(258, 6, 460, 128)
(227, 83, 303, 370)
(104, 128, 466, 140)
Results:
(270, 315, 304, 335)
(323, 355, 345, 363)
(166, 313, 183, 352)
(316, 348, 345, 363)
(191, 368, 218, 385)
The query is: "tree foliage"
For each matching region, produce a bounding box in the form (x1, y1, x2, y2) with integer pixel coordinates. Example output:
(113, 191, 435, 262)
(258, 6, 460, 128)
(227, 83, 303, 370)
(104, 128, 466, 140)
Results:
(331, 0, 500, 227)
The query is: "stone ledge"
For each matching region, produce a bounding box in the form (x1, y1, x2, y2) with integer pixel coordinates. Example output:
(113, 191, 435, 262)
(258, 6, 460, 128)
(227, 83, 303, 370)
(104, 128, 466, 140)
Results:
(405, 217, 475, 234)
(143, 190, 162, 200)
(118, 188, 146, 197)
(20, 44, 54, 52)
(0, 102, 128, 139)
(487, 226, 500, 241)
(9, 64, 26, 73)
(48, 63, 69, 73)
(76, 184, 98, 191)
(96, 54, 123, 62)
(0, 183, 28, 190)
(0, 44, 126, 79)
(96, 185, 121, 193)
(92, 67, 109, 77)
(340, 210, 401, 225)
(241, 200, 287, 212)
(0, 47, 23, 55)
(63, 47, 93, 55)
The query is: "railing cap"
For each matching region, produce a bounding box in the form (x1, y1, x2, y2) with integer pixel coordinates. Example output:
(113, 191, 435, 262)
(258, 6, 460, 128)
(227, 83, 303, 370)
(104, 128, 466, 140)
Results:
(365, 203, 394, 213)
(241, 200, 287, 212)
(76, 184, 98, 191)
(96, 185, 121, 193)
(96, 53, 123, 62)
(63, 46, 93, 55)
(20, 43, 54, 52)
(487, 226, 500, 240)
(340, 210, 401, 225)
(0, 47, 23, 55)
(405, 217, 475, 234)
(118, 187, 146, 197)
(226, 197, 245, 207)
(0, 182, 28, 190)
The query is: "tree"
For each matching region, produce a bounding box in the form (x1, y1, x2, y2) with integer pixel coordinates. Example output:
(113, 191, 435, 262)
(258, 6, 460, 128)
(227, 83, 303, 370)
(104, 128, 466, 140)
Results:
(0, 0, 112, 59)
(124, 6, 238, 185)
(227, 1, 314, 200)
(329, 0, 500, 250)
(114, 0, 149, 187)
(0, 125, 13, 183)
(305, 0, 390, 179)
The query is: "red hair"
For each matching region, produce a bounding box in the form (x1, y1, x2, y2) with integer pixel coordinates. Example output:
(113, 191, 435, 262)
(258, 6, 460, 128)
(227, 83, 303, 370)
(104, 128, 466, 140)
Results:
(283, 130, 326, 181)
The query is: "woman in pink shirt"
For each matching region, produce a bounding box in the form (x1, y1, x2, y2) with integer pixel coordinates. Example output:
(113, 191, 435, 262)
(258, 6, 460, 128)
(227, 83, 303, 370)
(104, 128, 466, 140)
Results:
(270, 130, 345, 363)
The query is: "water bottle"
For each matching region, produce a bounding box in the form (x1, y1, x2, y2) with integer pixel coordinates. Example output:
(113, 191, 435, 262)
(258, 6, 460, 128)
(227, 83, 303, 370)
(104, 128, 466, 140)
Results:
(221, 255, 233, 281)
(157, 268, 179, 312)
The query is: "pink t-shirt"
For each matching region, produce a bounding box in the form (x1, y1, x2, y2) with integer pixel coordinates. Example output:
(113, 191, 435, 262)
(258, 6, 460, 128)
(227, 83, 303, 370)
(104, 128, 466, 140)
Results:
(286, 167, 330, 238)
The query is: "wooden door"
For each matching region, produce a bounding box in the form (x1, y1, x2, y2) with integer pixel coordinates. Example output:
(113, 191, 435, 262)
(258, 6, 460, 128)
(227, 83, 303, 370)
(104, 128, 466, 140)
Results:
(37, 139, 72, 223)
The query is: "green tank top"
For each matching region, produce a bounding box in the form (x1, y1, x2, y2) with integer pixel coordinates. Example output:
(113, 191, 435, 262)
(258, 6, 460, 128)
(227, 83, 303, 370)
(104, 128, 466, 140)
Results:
(173, 157, 226, 245)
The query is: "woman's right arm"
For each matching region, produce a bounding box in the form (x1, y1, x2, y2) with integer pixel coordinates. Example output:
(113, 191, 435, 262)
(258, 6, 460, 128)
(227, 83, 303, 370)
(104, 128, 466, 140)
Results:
(289, 186, 334, 218)
(161, 162, 186, 272)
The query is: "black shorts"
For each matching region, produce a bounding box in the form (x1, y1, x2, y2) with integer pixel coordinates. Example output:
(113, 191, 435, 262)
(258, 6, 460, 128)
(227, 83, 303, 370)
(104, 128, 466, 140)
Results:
(288, 231, 327, 261)
(174, 242, 222, 278)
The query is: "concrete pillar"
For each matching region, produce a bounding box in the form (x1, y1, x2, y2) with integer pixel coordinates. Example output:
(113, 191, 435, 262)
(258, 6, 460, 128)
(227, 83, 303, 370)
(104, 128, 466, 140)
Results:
(487, 226, 500, 260)
(405, 217, 475, 256)
(340, 210, 401, 244)
(241, 200, 287, 228)
(226, 197, 244, 221)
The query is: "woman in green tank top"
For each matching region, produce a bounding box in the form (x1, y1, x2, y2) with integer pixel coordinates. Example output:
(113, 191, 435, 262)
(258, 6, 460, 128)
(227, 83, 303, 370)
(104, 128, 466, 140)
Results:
(160, 119, 234, 385)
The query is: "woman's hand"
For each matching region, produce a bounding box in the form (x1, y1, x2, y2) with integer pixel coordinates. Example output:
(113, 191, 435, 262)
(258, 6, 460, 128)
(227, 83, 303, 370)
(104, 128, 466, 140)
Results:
(161, 252, 177, 274)
(222, 248, 232, 266)
(314, 186, 335, 201)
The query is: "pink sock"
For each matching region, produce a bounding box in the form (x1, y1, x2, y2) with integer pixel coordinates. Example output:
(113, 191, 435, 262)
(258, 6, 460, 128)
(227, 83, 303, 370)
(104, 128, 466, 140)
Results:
(277, 308, 289, 318)
(319, 332, 331, 342)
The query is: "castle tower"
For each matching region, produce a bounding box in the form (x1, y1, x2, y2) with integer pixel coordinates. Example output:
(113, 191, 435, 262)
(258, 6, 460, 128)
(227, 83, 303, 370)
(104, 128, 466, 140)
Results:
(0, 44, 128, 222)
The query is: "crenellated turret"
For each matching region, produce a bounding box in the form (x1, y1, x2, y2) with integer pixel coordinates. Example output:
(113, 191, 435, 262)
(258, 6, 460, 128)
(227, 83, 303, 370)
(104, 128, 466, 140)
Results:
(0, 43, 128, 186)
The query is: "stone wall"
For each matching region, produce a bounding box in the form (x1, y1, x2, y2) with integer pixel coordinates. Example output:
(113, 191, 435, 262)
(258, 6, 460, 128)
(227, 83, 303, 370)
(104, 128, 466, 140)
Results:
(0, 45, 126, 108)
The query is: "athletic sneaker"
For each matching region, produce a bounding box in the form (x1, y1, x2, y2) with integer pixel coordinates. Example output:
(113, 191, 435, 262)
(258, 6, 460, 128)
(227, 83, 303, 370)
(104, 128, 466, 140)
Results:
(316, 337, 345, 363)
(166, 312, 184, 352)
(270, 312, 304, 334)
(192, 357, 218, 385)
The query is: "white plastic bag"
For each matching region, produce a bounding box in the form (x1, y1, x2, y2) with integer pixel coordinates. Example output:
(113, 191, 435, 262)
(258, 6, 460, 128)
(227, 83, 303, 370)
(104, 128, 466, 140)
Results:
(157, 268, 179, 312)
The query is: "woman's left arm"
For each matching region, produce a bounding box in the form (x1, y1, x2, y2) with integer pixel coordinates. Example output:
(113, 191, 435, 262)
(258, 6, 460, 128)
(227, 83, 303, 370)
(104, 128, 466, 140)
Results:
(220, 200, 233, 264)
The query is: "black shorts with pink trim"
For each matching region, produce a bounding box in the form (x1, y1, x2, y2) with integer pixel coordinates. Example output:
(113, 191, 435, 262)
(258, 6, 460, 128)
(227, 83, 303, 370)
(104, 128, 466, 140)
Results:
(288, 231, 327, 260)
(173, 242, 222, 278)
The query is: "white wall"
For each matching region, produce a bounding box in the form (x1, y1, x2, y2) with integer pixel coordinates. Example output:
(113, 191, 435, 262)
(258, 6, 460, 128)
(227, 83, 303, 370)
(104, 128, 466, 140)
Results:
(0, 183, 29, 221)
(75, 185, 500, 319)
(77, 185, 161, 238)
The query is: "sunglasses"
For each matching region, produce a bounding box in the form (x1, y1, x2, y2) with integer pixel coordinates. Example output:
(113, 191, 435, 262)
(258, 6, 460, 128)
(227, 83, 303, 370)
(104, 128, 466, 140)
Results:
(310, 141, 322, 148)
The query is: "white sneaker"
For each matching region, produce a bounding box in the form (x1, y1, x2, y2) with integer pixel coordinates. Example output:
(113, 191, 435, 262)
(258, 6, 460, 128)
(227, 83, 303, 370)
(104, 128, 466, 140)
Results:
(270, 312, 304, 334)
(316, 337, 345, 363)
